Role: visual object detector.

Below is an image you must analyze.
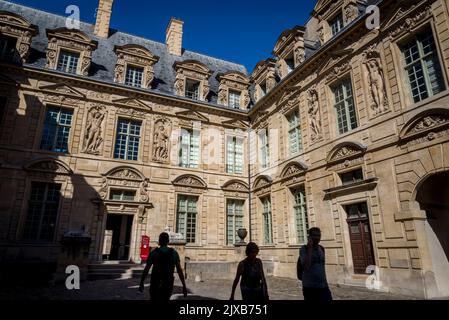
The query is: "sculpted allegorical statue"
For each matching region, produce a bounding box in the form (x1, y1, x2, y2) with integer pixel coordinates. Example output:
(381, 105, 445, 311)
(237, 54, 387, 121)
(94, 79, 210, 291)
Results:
(153, 119, 170, 162)
(83, 107, 105, 155)
(363, 48, 389, 114)
(308, 88, 322, 141)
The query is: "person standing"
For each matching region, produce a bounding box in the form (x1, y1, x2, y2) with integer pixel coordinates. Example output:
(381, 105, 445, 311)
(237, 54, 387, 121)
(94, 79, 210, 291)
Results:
(299, 227, 333, 301)
(230, 242, 269, 301)
(139, 232, 187, 300)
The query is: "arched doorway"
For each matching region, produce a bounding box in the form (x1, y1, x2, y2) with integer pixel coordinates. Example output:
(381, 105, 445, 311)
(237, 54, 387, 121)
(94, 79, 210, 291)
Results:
(416, 172, 449, 261)
(416, 171, 449, 296)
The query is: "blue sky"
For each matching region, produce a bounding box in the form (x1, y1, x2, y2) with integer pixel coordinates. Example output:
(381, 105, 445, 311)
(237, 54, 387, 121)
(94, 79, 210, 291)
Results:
(7, 0, 315, 72)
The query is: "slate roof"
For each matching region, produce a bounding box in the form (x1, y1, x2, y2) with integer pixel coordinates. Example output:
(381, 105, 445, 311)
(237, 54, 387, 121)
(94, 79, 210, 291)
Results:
(0, 0, 249, 106)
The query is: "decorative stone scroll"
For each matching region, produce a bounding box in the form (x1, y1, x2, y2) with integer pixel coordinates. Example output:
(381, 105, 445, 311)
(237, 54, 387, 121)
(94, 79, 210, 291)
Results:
(0, 11, 39, 63)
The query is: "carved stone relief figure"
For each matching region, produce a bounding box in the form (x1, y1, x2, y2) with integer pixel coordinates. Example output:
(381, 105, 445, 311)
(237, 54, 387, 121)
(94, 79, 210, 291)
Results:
(152, 118, 171, 163)
(295, 46, 305, 65)
(202, 81, 210, 101)
(308, 88, 322, 142)
(174, 74, 185, 96)
(344, 0, 359, 24)
(145, 66, 155, 89)
(218, 87, 228, 105)
(242, 90, 250, 108)
(362, 47, 389, 115)
(82, 105, 106, 155)
(139, 179, 150, 202)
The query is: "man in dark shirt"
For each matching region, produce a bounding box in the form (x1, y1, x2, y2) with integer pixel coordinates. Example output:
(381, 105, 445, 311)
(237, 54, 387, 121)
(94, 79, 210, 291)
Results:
(299, 227, 333, 301)
(139, 232, 187, 300)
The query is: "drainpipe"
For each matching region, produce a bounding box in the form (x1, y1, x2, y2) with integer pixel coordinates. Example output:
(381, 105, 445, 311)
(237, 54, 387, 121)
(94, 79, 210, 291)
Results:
(247, 127, 252, 242)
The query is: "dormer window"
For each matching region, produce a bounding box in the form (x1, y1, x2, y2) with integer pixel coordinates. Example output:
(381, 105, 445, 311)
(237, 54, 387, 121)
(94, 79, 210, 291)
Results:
(229, 90, 241, 109)
(0, 35, 18, 62)
(330, 13, 344, 37)
(46, 28, 97, 76)
(185, 79, 201, 100)
(0, 11, 38, 64)
(285, 54, 295, 74)
(125, 65, 144, 88)
(216, 71, 251, 109)
(57, 50, 80, 74)
(114, 45, 160, 89)
(173, 60, 212, 102)
(260, 81, 267, 97)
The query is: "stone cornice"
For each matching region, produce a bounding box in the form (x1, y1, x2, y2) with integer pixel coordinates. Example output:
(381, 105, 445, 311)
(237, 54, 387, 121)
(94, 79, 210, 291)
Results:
(6, 63, 250, 120)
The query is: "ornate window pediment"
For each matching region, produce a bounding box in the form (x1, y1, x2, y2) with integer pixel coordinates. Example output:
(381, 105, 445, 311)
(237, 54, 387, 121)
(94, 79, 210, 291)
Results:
(99, 167, 150, 203)
(172, 174, 207, 189)
(251, 58, 277, 103)
(216, 71, 251, 109)
(280, 161, 308, 180)
(45, 28, 98, 76)
(253, 175, 272, 190)
(173, 60, 213, 101)
(221, 180, 249, 193)
(399, 109, 449, 144)
(273, 26, 306, 79)
(327, 141, 367, 165)
(24, 158, 73, 175)
(114, 44, 160, 89)
(0, 11, 39, 63)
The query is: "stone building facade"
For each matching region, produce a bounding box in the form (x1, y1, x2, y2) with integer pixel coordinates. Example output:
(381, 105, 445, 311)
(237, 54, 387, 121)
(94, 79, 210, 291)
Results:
(0, 0, 449, 298)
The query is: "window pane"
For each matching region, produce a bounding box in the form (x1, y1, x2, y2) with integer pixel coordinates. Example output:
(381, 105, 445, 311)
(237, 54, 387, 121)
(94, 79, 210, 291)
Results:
(0, 35, 17, 62)
(341, 169, 364, 185)
(24, 182, 61, 241)
(333, 80, 357, 134)
(402, 30, 445, 103)
(177, 196, 197, 243)
(57, 50, 79, 74)
(185, 79, 200, 100)
(331, 14, 344, 37)
(114, 119, 141, 160)
(262, 197, 273, 244)
(125, 66, 144, 88)
(40, 107, 73, 153)
(229, 90, 241, 109)
(227, 199, 244, 244)
(293, 187, 309, 244)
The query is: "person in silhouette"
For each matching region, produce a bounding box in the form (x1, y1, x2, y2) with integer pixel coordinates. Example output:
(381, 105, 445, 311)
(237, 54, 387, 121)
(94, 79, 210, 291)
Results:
(139, 232, 187, 300)
(299, 227, 332, 301)
(230, 242, 269, 301)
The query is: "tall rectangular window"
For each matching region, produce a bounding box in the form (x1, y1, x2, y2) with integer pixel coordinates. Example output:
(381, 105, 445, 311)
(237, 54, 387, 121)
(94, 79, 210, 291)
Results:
(177, 195, 198, 243)
(125, 66, 144, 88)
(259, 130, 269, 168)
(0, 96, 6, 125)
(23, 182, 61, 241)
(287, 110, 302, 155)
(227, 137, 243, 174)
(227, 199, 244, 245)
(185, 79, 200, 100)
(261, 196, 273, 244)
(0, 35, 17, 62)
(293, 187, 309, 244)
(333, 79, 358, 134)
(330, 14, 344, 37)
(114, 119, 141, 161)
(40, 106, 73, 153)
(57, 50, 79, 74)
(179, 128, 200, 168)
(401, 29, 445, 103)
(228, 90, 241, 109)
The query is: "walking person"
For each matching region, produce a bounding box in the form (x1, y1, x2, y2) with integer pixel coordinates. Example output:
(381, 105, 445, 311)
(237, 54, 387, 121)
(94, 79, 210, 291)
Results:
(230, 242, 269, 301)
(298, 227, 333, 301)
(139, 232, 188, 300)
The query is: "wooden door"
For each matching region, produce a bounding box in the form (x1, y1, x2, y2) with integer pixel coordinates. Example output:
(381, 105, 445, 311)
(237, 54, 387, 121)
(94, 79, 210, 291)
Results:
(346, 203, 375, 274)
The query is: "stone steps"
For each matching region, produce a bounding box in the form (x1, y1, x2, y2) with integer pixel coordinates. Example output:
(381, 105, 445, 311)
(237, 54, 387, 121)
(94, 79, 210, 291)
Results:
(88, 262, 145, 281)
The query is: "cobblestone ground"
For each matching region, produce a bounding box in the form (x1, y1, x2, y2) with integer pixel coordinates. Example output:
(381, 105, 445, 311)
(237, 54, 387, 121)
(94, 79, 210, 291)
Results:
(0, 277, 420, 300)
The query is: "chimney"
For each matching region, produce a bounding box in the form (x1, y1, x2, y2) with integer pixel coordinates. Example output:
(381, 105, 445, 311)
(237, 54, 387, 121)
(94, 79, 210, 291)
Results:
(94, 0, 114, 38)
(166, 18, 184, 56)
